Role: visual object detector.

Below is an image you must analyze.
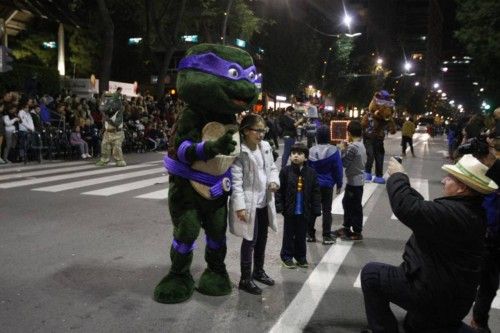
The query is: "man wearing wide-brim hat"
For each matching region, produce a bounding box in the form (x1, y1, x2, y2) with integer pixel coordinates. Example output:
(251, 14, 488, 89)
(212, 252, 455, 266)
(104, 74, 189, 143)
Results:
(360, 154, 498, 333)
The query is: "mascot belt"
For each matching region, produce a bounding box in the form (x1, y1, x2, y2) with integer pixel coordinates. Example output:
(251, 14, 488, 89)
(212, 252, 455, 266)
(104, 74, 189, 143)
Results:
(164, 155, 231, 199)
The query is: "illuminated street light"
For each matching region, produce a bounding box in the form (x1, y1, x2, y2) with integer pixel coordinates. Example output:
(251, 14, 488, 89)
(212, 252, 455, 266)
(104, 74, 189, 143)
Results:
(404, 62, 412, 72)
(441, 67, 448, 72)
(414, 81, 420, 86)
(376, 58, 383, 65)
(449, 100, 455, 104)
(480, 88, 484, 92)
(433, 82, 440, 89)
(343, 14, 352, 28)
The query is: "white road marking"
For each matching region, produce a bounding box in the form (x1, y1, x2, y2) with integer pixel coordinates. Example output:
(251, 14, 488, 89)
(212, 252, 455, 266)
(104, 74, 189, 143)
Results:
(0, 161, 90, 174)
(32, 167, 165, 192)
(0, 164, 97, 181)
(269, 242, 354, 333)
(0, 161, 162, 189)
(492, 291, 500, 309)
(135, 188, 169, 200)
(82, 175, 169, 196)
(331, 182, 378, 215)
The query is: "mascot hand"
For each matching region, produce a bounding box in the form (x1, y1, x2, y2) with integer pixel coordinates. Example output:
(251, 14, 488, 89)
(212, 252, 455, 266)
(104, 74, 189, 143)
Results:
(206, 130, 237, 156)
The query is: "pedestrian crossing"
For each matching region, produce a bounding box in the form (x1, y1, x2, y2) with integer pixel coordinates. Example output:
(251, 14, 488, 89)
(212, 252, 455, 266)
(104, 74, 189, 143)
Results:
(0, 160, 170, 200)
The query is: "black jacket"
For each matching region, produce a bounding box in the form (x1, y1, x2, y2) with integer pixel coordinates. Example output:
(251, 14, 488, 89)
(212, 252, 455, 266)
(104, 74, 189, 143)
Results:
(387, 173, 486, 308)
(275, 164, 321, 218)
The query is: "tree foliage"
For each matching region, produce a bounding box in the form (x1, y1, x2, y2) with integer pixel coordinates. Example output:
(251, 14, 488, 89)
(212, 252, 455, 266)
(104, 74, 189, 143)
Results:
(455, 0, 500, 104)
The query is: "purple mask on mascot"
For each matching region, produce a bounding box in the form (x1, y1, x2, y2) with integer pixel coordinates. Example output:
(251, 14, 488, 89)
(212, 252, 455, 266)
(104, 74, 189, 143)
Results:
(178, 52, 262, 85)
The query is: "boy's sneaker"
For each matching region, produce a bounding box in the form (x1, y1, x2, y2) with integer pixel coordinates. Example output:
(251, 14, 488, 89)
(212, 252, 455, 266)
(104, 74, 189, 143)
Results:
(332, 227, 349, 238)
(282, 259, 296, 269)
(306, 235, 316, 242)
(322, 235, 336, 245)
(296, 259, 309, 268)
(341, 232, 363, 241)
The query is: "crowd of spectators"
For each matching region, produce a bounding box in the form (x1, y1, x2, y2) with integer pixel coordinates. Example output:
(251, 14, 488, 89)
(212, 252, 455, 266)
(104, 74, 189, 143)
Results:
(0, 90, 176, 164)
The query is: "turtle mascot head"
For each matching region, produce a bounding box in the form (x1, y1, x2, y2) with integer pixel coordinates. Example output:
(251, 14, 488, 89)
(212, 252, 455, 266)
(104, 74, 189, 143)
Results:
(177, 43, 260, 113)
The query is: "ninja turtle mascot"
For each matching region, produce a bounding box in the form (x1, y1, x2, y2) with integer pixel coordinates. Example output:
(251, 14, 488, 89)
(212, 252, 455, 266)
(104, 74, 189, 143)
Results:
(154, 44, 260, 303)
(96, 91, 127, 167)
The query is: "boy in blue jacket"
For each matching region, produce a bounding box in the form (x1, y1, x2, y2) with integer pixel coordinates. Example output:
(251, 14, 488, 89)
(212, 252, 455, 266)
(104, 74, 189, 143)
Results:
(308, 125, 343, 244)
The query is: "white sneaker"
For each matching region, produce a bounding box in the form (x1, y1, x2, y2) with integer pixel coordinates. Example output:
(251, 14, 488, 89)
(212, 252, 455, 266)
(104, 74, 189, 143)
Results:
(81, 154, 87, 159)
(85, 154, 92, 158)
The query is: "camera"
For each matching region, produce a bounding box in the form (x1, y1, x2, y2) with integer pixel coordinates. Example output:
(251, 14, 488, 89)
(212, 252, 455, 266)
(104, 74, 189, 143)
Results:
(457, 135, 490, 158)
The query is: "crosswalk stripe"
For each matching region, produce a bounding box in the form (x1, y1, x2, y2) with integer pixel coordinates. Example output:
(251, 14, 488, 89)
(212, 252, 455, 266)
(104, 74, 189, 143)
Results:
(492, 292, 500, 309)
(0, 160, 90, 174)
(0, 164, 97, 181)
(331, 182, 379, 215)
(135, 188, 169, 200)
(32, 167, 165, 192)
(390, 178, 428, 219)
(270, 209, 371, 331)
(0, 161, 162, 189)
(82, 175, 169, 196)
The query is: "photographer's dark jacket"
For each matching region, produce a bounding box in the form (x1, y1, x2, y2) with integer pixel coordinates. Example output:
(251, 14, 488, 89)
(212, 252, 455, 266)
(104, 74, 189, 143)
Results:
(275, 164, 321, 219)
(387, 173, 486, 310)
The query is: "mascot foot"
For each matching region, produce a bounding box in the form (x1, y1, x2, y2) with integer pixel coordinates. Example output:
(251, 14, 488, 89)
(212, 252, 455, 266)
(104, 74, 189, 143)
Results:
(373, 176, 386, 184)
(116, 160, 127, 167)
(153, 272, 195, 304)
(364, 172, 372, 182)
(95, 160, 108, 167)
(197, 268, 232, 296)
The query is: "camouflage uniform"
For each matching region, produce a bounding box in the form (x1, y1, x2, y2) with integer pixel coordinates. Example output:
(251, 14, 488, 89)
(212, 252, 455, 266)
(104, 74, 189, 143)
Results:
(96, 93, 126, 167)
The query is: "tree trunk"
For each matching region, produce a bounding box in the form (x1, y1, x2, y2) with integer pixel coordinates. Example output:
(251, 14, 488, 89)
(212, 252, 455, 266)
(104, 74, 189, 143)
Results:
(96, 0, 114, 94)
(154, 0, 188, 98)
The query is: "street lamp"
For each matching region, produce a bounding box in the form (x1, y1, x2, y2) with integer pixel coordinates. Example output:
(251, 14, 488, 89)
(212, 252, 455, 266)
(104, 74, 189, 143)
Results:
(433, 82, 440, 89)
(414, 81, 420, 86)
(343, 14, 352, 29)
(376, 58, 383, 65)
(404, 62, 412, 72)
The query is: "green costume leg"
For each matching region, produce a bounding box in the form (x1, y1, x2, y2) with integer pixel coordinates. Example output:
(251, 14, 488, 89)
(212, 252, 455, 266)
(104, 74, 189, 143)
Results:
(197, 205, 232, 296)
(112, 131, 126, 166)
(154, 209, 201, 304)
(96, 132, 111, 166)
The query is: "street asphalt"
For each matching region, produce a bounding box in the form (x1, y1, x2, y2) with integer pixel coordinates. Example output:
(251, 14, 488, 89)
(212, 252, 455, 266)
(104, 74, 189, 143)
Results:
(0, 132, 498, 332)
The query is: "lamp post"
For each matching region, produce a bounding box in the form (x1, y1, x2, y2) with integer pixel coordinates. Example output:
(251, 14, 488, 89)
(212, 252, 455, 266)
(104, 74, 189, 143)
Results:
(221, 0, 234, 45)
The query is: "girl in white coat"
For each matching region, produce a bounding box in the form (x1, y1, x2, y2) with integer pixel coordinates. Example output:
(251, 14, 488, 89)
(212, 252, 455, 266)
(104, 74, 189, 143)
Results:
(230, 114, 280, 295)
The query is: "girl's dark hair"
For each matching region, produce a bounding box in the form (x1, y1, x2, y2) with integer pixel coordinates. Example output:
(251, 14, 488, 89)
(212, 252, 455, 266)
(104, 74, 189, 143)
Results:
(239, 114, 264, 134)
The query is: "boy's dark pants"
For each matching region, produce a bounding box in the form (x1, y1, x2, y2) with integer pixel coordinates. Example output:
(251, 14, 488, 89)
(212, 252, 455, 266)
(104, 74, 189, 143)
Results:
(281, 214, 307, 261)
(308, 186, 333, 237)
(342, 184, 363, 233)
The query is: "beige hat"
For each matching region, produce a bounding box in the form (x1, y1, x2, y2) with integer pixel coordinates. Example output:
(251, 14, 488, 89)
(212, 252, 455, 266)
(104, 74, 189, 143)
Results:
(441, 154, 498, 194)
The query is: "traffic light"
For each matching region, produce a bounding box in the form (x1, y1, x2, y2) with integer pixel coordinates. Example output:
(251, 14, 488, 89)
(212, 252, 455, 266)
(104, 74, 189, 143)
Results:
(0, 45, 13, 73)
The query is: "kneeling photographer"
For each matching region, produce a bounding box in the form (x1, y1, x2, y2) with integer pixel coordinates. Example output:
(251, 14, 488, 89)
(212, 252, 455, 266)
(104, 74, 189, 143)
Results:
(458, 109, 500, 333)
